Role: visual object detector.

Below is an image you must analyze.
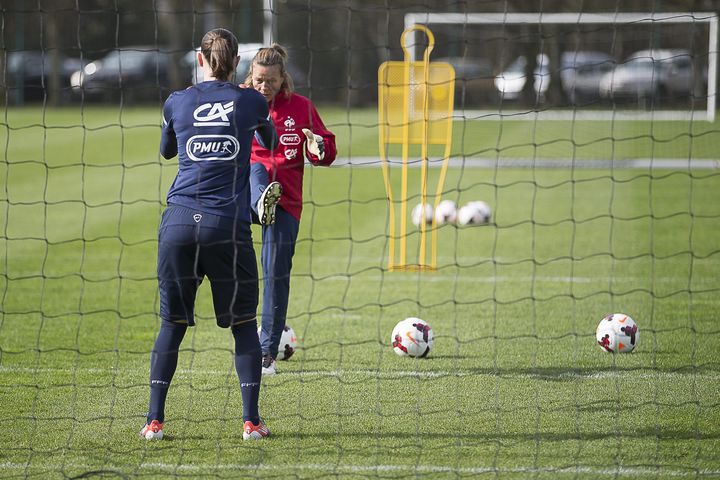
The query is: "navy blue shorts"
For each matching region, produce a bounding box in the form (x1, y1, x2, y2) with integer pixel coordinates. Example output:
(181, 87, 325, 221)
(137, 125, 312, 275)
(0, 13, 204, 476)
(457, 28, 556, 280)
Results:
(157, 204, 259, 328)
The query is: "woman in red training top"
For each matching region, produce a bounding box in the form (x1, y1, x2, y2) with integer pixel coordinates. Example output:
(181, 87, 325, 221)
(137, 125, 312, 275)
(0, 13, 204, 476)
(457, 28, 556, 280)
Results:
(245, 44, 337, 375)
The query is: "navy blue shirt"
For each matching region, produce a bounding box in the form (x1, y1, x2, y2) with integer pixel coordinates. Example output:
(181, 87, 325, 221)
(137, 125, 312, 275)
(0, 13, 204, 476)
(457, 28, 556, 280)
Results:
(160, 81, 277, 220)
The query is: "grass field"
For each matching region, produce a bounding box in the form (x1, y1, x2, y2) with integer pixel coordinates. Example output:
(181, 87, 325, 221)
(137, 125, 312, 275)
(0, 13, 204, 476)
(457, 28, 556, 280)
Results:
(1, 105, 719, 479)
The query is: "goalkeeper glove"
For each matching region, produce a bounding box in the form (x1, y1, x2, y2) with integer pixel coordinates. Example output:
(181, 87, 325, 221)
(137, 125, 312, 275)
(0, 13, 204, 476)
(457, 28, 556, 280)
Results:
(302, 128, 325, 161)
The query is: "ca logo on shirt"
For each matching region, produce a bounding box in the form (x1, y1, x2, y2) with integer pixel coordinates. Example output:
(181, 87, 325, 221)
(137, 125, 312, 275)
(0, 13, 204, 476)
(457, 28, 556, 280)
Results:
(186, 135, 240, 161)
(193, 101, 233, 126)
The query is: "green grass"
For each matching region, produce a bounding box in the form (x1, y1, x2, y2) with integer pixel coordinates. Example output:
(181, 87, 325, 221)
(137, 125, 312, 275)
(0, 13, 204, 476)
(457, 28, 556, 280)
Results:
(1, 106, 720, 479)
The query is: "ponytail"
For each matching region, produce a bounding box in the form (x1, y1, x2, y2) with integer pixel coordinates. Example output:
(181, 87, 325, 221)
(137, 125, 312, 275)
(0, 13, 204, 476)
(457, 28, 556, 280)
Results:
(200, 28, 239, 81)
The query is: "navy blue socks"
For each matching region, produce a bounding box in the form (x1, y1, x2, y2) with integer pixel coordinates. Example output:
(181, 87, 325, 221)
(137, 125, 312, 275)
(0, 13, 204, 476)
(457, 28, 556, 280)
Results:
(147, 320, 187, 423)
(232, 321, 262, 424)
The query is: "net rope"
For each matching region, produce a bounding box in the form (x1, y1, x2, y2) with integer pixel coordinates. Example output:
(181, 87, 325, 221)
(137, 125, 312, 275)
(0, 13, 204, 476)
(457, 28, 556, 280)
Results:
(1, 1, 719, 478)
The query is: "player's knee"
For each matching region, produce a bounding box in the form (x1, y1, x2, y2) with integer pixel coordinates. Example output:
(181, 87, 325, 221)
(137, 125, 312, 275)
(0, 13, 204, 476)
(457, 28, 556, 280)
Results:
(168, 319, 189, 325)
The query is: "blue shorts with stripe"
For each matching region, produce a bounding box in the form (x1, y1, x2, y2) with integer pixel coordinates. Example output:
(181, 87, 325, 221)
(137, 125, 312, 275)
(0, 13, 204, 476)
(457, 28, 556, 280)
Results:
(157, 204, 259, 327)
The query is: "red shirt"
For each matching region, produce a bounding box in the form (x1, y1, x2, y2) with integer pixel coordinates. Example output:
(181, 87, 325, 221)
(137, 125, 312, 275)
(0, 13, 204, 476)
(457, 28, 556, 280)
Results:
(250, 92, 336, 220)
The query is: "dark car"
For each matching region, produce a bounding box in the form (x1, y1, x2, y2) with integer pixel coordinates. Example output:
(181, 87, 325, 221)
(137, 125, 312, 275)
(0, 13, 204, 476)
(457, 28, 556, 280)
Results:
(560, 51, 615, 104)
(6, 50, 84, 103)
(70, 47, 173, 102)
(435, 56, 496, 107)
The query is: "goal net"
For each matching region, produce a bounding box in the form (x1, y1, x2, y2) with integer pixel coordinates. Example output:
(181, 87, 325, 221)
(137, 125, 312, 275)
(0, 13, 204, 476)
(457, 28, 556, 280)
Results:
(1, 2, 719, 479)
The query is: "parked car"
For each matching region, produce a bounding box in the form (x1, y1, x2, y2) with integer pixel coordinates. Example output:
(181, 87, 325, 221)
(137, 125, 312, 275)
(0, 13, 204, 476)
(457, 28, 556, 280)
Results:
(599, 49, 704, 101)
(560, 51, 614, 104)
(182, 43, 264, 85)
(435, 56, 496, 106)
(6, 50, 84, 103)
(182, 43, 307, 91)
(70, 47, 172, 102)
(495, 51, 615, 104)
(494, 53, 549, 100)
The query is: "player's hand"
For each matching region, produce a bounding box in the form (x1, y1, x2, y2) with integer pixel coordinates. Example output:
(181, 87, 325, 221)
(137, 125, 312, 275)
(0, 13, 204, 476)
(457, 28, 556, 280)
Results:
(302, 128, 325, 160)
(238, 83, 249, 88)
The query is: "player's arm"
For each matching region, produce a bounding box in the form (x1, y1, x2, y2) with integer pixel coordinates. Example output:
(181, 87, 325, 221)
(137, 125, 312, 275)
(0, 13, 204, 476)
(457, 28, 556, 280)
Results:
(254, 98, 278, 150)
(303, 103, 336, 166)
(159, 95, 177, 159)
(254, 113, 278, 150)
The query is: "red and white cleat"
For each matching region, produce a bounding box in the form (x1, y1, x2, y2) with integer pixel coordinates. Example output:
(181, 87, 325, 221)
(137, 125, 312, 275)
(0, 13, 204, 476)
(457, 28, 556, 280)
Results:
(140, 419, 164, 440)
(243, 420, 271, 440)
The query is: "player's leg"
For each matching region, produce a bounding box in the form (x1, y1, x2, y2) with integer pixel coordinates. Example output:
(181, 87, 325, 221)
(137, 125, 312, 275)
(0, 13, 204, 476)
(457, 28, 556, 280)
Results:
(202, 217, 259, 329)
(249, 162, 282, 225)
(143, 205, 203, 439)
(201, 217, 268, 438)
(259, 207, 299, 374)
(231, 321, 270, 439)
(143, 319, 187, 439)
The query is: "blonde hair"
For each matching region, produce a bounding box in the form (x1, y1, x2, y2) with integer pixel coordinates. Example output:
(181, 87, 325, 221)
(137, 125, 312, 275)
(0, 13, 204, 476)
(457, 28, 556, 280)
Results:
(245, 43, 294, 94)
(200, 28, 239, 81)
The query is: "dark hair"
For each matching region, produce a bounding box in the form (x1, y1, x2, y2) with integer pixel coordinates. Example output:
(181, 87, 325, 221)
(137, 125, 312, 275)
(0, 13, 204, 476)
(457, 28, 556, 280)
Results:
(200, 28, 239, 81)
(245, 43, 294, 94)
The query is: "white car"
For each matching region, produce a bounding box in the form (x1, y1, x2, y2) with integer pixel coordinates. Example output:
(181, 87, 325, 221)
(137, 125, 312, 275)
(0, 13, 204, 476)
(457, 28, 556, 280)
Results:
(599, 49, 701, 100)
(494, 54, 549, 100)
(496, 51, 615, 103)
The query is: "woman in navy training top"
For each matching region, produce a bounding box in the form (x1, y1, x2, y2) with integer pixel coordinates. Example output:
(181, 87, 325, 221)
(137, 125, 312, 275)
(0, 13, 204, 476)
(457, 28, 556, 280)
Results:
(140, 28, 277, 441)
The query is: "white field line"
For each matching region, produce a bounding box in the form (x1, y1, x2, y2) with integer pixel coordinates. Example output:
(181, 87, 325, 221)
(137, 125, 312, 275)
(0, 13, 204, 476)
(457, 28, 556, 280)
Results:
(1, 365, 718, 381)
(317, 275, 597, 283)
(313, 274, 705, 284)
(334, 156, 720, 170)
(0, 461, 718, 477)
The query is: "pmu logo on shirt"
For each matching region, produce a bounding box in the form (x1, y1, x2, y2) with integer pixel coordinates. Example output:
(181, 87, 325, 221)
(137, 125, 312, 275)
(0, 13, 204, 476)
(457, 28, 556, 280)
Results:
(193, 101, 234, 126)
(186, 135, 240, 161)
(280, 133, 301, 146)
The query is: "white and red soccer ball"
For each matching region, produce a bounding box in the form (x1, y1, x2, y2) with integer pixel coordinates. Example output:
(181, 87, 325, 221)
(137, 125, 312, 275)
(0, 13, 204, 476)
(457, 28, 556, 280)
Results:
(257, 325, 298, 360)
(411, 203, 434, 227)
(391, 317, 434, 358)
(434, 200, 457, 225)
(596, 313, 639, 353)
(457, 201, 492, 226)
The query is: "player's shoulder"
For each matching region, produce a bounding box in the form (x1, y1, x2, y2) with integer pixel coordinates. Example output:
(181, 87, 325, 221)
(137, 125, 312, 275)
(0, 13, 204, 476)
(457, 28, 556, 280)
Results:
(161, 90, 183, 113)
(165, 86, 194, 105)
(216, 84, 266, 109)
(285, 92, 313, 107)
(236, 85, 266, 103)
(164, 89, 183, 101)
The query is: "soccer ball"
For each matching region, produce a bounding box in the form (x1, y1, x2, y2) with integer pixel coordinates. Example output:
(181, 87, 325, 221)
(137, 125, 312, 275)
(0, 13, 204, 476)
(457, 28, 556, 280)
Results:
(277, 325, 298, 360)
(434, 200, 457, 225)
(411, 203, 433, 226)
(257, 325, 298, 360)
(391, 317, 434, 358)
(457, 201, 492, 226)
(596, 313, 639, 353)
